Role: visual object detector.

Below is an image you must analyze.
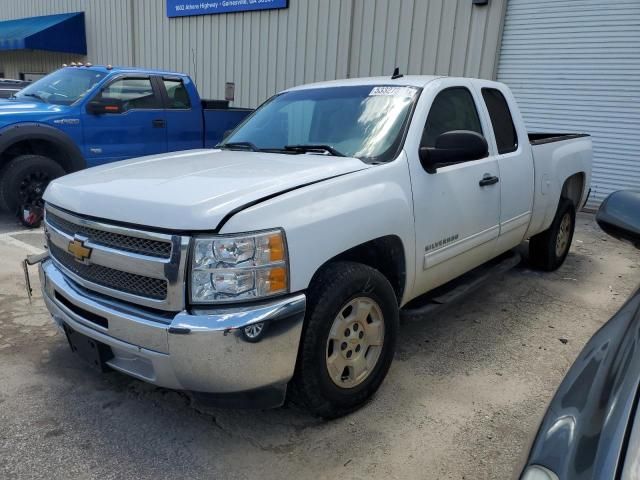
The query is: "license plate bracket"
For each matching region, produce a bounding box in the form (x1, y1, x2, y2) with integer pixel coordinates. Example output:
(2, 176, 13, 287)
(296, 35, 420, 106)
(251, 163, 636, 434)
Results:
(63, 324, 113, 372)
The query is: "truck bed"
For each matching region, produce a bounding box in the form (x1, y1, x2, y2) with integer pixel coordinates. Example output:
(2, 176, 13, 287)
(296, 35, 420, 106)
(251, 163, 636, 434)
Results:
(202, 101, 253, 147)
(529, 133, 590, 145)
(527, 132, 592, 236)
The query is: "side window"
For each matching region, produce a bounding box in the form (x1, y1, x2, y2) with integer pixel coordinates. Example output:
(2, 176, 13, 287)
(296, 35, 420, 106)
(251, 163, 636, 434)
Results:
(163, 79, 191, 109)
(422, 87, 483, 147)
(98, 78, 160, 111)
(482, 88, 518, 154)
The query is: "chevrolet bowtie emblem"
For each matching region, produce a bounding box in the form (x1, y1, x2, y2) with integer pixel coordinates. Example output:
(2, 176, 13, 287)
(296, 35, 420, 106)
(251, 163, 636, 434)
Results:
(68, 237, 92, 262)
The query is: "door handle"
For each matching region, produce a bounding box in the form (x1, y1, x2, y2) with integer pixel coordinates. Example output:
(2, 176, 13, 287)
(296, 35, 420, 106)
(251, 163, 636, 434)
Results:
(152, 119, 166, 128)
(479, 175, 499, 187)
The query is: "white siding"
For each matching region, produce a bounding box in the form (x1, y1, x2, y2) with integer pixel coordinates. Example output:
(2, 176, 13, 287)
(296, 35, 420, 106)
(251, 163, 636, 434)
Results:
(497, 0, 640, 208)
(0, 0, 506, 107)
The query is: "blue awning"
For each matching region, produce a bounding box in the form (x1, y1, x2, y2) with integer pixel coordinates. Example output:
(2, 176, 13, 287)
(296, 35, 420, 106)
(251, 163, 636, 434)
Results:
(0, 12, 86, 54)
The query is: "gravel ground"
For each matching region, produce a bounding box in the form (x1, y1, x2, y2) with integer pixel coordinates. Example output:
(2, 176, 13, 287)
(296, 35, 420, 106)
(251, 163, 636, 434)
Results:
(0, 212, 638, 480)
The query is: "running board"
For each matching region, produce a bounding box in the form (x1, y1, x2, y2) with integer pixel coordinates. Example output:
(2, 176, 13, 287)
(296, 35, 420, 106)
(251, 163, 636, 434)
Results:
(401, 251, 522, 318)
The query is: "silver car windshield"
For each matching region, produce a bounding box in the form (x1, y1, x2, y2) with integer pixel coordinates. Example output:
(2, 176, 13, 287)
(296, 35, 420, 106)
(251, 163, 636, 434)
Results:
(222, 85, 419, 162)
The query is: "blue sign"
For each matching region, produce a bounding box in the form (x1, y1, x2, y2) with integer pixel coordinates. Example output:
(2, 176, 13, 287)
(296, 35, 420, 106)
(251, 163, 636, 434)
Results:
(167, 0, 288, 17)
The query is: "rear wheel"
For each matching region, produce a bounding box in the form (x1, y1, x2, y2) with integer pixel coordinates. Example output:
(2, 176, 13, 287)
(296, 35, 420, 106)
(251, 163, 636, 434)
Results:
(0, 155, 65, 226)
(529, 197, 576, 271)
(291, 261, 399, 418)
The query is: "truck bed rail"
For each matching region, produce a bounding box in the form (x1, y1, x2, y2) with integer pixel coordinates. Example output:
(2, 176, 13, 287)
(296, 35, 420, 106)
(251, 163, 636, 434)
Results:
(529, 133, 590, 146)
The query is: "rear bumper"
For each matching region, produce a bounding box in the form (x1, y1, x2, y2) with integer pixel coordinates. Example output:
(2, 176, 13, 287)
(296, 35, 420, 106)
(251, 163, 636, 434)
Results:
(39, 259, 306, 408)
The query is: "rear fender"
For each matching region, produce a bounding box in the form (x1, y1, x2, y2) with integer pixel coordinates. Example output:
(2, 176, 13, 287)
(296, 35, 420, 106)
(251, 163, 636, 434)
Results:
(527, 136, 592, 237)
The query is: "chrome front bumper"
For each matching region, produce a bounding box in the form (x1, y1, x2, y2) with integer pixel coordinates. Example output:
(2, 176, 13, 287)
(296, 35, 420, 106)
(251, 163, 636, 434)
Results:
(39, 260, 306, 407)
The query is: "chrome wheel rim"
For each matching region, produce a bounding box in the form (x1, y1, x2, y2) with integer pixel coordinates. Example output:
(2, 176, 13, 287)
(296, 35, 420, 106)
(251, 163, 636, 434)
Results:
(244, 322, 264, 339)
(555, 213, 572, 257)
(325, 297, 385, 389)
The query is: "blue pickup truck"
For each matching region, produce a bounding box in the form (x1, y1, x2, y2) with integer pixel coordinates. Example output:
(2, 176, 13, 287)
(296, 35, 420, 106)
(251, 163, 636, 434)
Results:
(0, 65, 252, 226)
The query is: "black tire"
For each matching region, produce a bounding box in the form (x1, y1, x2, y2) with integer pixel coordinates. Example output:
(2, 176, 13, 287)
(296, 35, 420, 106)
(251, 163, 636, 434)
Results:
(291, 261, 399, 419)
(529, 197, 576, 271)
(0, 154, 65, 214)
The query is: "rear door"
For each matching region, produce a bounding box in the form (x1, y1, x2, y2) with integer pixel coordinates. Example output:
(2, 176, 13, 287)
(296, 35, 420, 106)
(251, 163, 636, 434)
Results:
(474, 81, 534, 253)
(82, 75, 167, 165)
(157, 76, 203, 152)
(408, 79, 502, 295)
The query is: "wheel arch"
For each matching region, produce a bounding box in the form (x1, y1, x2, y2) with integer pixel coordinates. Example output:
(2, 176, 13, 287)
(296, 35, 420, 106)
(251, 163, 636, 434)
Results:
(0, 123, 85, 173)
(309, 235, 407, 306)
(561, 172, 586, 209)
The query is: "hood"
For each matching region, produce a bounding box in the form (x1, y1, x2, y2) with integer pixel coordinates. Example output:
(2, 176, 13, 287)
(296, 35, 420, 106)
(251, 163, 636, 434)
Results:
(0, 99, 70, 118)
(44, 149, 370, 231)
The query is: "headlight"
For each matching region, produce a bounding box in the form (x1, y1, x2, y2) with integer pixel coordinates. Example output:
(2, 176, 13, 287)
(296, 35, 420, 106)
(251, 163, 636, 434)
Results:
(521, 466, 559, 480)
(190, 229, 288, 304)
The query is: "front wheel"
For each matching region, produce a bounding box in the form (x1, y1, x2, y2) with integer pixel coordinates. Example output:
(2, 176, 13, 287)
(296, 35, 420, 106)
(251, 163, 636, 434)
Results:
(291, 261, 399, 418)
(529, 197, 576, 271)
(0, 154, 65, 221)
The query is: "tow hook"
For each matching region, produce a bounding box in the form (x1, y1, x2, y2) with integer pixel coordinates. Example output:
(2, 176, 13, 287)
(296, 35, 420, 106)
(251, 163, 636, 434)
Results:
(22, 251, 49, 301)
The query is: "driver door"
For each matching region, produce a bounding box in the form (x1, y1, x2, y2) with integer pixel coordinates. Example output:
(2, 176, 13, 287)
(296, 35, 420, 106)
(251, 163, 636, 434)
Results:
(408, 83, 501, 295)
(82, 76, 167, 166)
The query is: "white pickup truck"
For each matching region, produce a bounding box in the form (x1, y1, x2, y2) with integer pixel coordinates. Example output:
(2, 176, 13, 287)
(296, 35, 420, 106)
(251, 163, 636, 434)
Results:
(35, 75, 592, 418)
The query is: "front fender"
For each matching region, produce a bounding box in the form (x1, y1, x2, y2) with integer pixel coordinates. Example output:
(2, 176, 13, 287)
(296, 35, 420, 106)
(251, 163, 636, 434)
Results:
(0, 122, 85, 172)
(220, 155, 416, 305)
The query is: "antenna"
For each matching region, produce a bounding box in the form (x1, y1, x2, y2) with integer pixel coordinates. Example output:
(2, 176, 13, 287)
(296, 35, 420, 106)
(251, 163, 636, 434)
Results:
(391, 67, 404, 80)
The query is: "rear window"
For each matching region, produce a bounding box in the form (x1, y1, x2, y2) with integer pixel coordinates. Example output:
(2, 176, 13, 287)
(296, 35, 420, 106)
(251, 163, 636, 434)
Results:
(163, 79, 191, 109)
(482, 88, 518, 154)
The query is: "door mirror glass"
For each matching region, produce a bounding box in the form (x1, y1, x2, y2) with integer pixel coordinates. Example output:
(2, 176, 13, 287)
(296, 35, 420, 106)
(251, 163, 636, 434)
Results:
(87, 98, 123, 115)
(596, 190, 640, 249)
(419, 130, 489, 174)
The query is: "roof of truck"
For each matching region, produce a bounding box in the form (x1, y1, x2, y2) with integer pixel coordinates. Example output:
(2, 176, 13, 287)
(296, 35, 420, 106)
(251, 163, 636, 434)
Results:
(286, 75, 444, 91)
(60, 65, 189, 77)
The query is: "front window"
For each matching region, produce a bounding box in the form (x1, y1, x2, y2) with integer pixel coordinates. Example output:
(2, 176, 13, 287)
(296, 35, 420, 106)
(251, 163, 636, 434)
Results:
(221, 85, 420, 162)
(97, 78, 161, 111)
(14, 68, 106, 106)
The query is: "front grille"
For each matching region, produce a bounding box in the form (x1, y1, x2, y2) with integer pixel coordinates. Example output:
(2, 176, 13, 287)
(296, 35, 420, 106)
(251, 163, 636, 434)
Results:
(49, 243, 168, 300)
(46, 212, 172, 259)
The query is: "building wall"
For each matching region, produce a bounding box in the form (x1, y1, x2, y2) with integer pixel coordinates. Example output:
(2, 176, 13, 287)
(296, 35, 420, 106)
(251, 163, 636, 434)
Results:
(497, 0, 640, 208)
(0, 0, 507, 107)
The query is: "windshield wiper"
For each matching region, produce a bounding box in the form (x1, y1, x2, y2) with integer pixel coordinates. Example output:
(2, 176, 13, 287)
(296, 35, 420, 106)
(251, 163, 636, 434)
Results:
(284, 145, 345, 157)
(21, 93, 47, 103)
(218, 141, 259, 152)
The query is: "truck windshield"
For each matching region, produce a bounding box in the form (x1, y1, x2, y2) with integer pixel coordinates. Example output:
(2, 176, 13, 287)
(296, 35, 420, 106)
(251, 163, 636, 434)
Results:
(14, 69, 106, 106)
(221, 85, 419, 162)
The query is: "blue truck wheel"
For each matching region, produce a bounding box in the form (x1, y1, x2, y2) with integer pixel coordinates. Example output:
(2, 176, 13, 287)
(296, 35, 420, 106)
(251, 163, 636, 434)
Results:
(0, 154, 65, 219)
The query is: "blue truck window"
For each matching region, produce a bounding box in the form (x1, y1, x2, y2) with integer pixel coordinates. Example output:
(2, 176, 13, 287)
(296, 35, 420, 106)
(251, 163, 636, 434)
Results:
(98, 78, 161, 111)
(15, 69, 106, 106)
(163, 79, 191, 109)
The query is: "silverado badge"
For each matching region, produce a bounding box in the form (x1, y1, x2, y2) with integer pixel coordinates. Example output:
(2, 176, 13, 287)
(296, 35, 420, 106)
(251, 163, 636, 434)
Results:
(68, 237, 92, 263)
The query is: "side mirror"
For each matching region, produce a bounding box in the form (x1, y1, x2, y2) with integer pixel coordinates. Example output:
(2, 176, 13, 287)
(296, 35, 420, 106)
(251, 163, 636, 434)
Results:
(596, 190, 640, 249)
(419, 130, 489, 174)
(87, 98, 123, 115)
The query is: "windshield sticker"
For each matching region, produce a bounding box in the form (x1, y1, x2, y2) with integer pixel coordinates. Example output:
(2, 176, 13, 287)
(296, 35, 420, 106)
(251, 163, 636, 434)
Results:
(369, 86, 417, 98)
